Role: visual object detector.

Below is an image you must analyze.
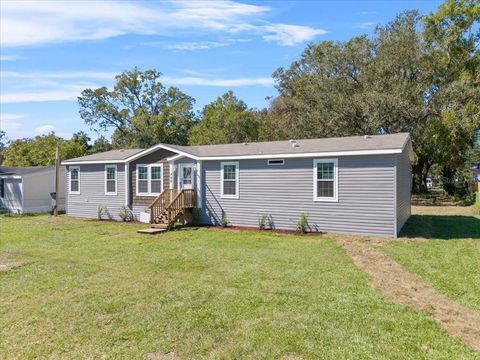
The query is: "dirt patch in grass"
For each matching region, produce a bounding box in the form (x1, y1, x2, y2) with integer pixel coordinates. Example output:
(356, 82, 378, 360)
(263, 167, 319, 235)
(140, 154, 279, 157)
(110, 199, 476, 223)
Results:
(0, 259, 26, 273)
(336, 238, 480, 352)
(412, 205, 474, 216)
(146, 352, 176, 360)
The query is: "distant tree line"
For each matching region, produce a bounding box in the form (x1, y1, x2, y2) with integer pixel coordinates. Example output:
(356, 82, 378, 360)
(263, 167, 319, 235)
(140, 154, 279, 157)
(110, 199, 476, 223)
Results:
(1, 0, 478, 195)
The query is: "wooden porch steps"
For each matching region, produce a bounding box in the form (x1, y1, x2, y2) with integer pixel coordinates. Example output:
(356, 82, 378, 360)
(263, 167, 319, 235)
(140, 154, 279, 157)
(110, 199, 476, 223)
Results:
(147, 189, 196, 231)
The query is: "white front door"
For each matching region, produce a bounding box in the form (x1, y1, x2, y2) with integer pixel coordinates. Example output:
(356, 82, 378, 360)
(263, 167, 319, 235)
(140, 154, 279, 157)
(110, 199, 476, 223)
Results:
(179, 164, 194, 190)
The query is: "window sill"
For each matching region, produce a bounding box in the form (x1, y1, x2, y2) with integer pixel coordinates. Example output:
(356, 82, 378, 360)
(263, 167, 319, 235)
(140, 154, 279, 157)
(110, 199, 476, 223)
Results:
(221, 195, 239, 200)
(313, 197, 338, 202)
(105, 193, 118, 196)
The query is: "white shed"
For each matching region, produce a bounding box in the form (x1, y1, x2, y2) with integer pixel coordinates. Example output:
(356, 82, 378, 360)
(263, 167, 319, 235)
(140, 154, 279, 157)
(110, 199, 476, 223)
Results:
(0, 166, 66, 214)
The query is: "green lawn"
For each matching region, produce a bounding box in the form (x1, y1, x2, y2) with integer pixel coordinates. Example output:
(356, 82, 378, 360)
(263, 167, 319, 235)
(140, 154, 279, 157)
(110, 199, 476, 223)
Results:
(380, 206, 480, 314)
(0, 214, 477, 359)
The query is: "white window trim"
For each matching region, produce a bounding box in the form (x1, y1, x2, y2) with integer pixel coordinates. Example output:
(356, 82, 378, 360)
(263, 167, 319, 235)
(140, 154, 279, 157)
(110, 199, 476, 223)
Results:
(104, 165, 117, 196)
(136, 164, 163, 197)
(268, 159, 284, 166)
(313, 158, 338, 202)
(69, 166, 80, 195)
(221, 161, 239, 199)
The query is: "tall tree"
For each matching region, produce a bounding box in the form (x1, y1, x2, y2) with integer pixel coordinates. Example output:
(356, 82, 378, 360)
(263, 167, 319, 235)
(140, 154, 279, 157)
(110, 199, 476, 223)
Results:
(189, 91, 260, 145)
(422, 0, 480, 193)
(266, 2, 479, 192)
(78, 68, 196, 148)
(91, 136, 112, 153)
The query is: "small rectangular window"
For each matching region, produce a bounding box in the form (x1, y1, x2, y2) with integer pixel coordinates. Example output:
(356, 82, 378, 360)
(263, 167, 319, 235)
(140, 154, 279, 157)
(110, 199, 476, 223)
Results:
(70, 166, 80, 194)
(0, 179, 4, 198)
(268, 159, 284, 166)
(313, 159, 338, 202)
(221, 161, 239, 199)
(105, 165, 117, 195)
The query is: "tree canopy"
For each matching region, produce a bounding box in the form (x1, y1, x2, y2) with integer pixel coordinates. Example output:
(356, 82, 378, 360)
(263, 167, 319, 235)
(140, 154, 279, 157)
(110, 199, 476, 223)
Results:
(78, 68, 196, 148)
(265, 1, 479, 192)
(2, 133, 90, 166)
(189, 91, 260, 145)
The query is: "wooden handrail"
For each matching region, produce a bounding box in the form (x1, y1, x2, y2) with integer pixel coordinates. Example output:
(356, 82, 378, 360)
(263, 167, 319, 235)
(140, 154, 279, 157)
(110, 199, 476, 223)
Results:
(149, 189, 195, 226)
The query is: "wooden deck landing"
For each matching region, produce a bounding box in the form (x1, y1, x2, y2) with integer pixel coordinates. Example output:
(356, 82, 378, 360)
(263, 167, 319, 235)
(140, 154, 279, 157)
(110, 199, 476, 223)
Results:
(137, 228, 167, 235)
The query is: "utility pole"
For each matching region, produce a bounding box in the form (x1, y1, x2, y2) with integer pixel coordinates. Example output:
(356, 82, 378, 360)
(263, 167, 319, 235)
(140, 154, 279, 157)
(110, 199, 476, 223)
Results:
(54, 145, 60, 217)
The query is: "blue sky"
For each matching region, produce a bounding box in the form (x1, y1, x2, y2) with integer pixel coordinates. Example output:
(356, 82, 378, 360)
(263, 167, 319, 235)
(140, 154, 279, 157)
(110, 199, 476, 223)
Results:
(0, 0, 442, 141)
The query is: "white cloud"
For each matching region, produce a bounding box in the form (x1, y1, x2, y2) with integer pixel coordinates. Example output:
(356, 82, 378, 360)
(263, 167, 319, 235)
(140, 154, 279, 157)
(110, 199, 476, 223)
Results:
(263, 24, 327, 46)
(0, 0, 325, 47)
(162, 75, 273, 87)
(0, 70, 274, 104)
(1, 90, 83, 104)
(355, 22, 376, 29)
(154, 41, 231, 51)
(1, 70, 116, 80)
(358, 11, 377, 15)
(0, 113, 26, 133)
(0, 54, 24, 61)
(34, 124, 56, 135)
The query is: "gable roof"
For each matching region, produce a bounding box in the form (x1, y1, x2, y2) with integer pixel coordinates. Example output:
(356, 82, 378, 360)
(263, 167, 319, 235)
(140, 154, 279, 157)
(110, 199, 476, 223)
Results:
(62, 133, 413, 165)
(0, 166, 55, 178)
(63, 149, 144, 164)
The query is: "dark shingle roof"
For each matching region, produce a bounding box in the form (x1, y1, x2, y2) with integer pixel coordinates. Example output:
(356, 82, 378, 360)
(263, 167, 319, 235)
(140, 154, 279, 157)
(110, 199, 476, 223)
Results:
(0, 166, 54, 176)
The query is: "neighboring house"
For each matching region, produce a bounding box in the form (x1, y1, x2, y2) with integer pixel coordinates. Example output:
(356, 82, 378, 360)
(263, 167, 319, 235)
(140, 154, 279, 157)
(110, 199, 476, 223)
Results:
(0, 166, 66, 214)
(62, 133, 414, 237)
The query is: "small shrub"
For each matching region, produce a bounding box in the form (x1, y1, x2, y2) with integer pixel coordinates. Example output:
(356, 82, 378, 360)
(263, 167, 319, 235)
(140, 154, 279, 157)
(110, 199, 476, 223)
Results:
(296, 212, 310, 233)
(97, 204, 108, 220)
(457, 191, 476, 206)
(220, 212, 229, 227)
(119, 206, 133, 222)
(258, 213, 268, 230)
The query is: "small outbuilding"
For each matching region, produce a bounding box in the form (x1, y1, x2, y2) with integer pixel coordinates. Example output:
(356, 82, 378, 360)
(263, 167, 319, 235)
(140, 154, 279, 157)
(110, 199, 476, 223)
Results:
(0, 166, 66, 214)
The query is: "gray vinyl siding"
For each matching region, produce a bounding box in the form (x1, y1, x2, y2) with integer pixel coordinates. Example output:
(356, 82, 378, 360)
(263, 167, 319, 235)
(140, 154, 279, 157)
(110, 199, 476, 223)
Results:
(0, 178, 23, 213)
(396, 151, 411, 235)
(22, 169, 66, 213)
(200, 155, 397, 236)
(66, 164, 126, 220)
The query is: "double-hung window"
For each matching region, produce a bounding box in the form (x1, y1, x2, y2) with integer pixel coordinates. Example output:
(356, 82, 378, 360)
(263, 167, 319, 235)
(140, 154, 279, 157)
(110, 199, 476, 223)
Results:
(105, 165, 117, 195)
(221, 161, 239, 199)
(136, 164, 163, 196)
(150, 166, 162, 194)
(70, 166, 80, 194)
(313, 159, 338, 202)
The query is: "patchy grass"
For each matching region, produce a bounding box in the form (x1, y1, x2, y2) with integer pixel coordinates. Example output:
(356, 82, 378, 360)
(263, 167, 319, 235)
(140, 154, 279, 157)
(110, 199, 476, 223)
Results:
(380, 206, 480, 314)
(1, 214, 477, 359)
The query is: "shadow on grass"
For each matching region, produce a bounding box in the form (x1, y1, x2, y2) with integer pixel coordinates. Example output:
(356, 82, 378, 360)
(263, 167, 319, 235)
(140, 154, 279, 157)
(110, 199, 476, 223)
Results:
(400, 215, 480, 240)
